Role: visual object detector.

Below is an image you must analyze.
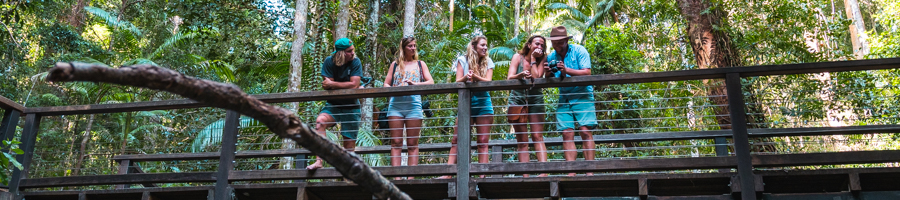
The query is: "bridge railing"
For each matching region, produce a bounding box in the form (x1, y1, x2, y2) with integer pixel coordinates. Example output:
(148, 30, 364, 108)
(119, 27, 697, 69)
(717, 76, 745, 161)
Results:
(6, 58, 900, 200)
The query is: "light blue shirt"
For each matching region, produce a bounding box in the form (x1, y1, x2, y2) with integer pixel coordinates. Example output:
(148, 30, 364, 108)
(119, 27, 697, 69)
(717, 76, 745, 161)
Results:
(548, 44, 593, 101)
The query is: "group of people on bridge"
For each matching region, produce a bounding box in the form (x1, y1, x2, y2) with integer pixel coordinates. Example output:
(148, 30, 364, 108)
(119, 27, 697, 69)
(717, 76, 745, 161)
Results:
(308, 26, 597, 177)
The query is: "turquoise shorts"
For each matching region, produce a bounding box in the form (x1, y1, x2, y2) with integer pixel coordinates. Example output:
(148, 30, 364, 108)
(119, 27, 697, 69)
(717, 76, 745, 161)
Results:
(470, 91, 494, 116)
(556, 95, 597, 131)
(320, 103, 361, 139)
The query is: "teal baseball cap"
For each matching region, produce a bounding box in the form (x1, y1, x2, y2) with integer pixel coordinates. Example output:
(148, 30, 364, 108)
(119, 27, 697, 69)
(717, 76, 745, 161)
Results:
(333, 38, 353, 54)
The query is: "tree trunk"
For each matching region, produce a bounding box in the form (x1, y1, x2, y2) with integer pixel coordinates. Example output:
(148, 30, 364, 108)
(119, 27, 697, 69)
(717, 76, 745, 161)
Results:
(403, 0, 415, 36)
(514, 0, 520, 37)
(334, 0, 351, 40)
(72, 114, 95, 176)
(67, 0, 89, 32)
(48, 63, 412, 200)
(843, 0, 869, 58)
(676, 0, 738, 129)
(282, 0, 309, 170)
(449, 0, 455, 31)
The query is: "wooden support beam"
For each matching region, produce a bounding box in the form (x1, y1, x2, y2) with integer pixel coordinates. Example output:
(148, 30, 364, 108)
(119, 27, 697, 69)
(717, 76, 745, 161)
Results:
(639, 178, 648, 200)
(0, 109, 20, 188)
(78, 192, 86, 200)
(214, 110, 239, 200)
(456, 89, 471, 200)
(207, 189, 215, 200)
(491, 145, 502, 178)
(0, 109, 20, 143)
(19, 173, 216, 188)
(729, 174, 764, 193)
(725, 73, 757, 200)
(10, 114, 40, 200)
(141, 191, 153, 200)
(849, 172, 861, 192)
(116, 159, 132, 189)
(296, 185, 308, 200)
(549, 181, 560, 200)
(713, 136, 730, 173)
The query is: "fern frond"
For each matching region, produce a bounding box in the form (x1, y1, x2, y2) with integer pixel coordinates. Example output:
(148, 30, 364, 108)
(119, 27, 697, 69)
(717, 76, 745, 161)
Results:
(489, 46, 516, 60)
(562, 19, 588, 31)
(150, 32, 197, 59)
(547, 3, 589, 22)
(84, 6, 143, 36)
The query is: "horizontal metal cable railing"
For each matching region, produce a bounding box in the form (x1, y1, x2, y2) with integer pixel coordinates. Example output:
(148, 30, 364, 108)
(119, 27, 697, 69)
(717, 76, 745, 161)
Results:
(4, 58, 900, 197)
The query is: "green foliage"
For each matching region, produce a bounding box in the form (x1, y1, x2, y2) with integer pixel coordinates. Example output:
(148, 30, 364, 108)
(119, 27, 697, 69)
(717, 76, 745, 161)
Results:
(0, 140, 24, 185)
(84, 6, 143, 37)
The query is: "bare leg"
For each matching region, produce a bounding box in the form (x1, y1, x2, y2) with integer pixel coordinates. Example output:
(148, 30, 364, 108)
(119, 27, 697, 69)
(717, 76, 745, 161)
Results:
(579, 126, 595, 176)
(308, 113, 336, 170)
(475, 116, 493, 164)
(341, 135, 356, 182)
(561, 128, 576, 176)
(475, 116, 493, 178)
(406, 118, 423, 179)
(388, 116, 405, 167)
(438, 118, 460, 179)
(529, 113, 549, 177)
(388, 116, 405, 180)
(513, 116, 530, 177)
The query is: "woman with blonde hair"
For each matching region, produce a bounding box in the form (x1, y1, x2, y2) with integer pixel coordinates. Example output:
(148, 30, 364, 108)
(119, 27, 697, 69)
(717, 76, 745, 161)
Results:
(383, 36, 434, 174)
(446, 36, 495, 170)
(507, 35, 549, 177)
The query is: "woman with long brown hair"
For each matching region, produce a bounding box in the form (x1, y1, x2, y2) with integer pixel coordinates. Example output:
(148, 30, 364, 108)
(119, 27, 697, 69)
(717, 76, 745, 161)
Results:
(506, 35, 549, 177)
(445, 36, 495, 171)
(383, 36, 434, 175)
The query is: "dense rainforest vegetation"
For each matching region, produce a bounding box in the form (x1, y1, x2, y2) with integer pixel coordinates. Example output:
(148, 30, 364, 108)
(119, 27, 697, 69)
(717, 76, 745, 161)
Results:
(1, 0, 899, 186)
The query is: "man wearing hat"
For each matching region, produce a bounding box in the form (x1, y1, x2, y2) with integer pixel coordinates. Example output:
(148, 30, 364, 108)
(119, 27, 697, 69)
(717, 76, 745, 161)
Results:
(308, 37, 364, 170)
(546, 26, 597, 176)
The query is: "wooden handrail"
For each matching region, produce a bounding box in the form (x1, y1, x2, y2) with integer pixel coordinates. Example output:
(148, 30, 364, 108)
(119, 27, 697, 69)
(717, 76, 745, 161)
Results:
(0, 95, 25, 113)
(24, 58, 900, 116)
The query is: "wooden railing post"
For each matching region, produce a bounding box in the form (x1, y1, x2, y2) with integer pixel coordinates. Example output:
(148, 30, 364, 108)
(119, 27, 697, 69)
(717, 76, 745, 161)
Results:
(714, 136, 729, 173)
(725, 73, 757, 200)
(116, 159, 131, 189)
(1, 109, 21, 143)
(0, 108, 21, 187)
(456, 89, 472, 200)
(214, 110, 240, 200)
(490, 145, 502, 178)
(10, 114, 41, 200)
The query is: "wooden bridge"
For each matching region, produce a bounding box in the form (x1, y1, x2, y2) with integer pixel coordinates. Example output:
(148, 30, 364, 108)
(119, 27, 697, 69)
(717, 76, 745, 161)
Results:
(2, 58, 900, 200)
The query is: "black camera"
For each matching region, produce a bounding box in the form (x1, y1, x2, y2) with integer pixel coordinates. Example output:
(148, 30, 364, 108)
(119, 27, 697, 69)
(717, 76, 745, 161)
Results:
(548, 60, 560, 73)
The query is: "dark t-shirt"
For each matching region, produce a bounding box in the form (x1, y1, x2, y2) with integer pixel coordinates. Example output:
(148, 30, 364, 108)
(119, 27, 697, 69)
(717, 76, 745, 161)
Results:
(321, 56, 363, 106)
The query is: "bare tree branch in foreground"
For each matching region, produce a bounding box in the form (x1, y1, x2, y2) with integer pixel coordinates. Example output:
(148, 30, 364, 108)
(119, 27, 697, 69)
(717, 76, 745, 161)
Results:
(47, 62, 411, 200)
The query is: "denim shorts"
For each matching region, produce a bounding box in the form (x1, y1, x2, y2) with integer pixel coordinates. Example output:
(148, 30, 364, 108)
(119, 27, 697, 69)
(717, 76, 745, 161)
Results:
(470, 91, 494, 116)
(320, 103, 361, 139)
(556, 95, 597, 131)
(387, 95, 425, 119)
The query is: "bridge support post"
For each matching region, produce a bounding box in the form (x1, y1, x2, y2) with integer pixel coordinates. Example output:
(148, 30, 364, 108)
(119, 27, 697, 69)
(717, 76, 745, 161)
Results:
(1, 109, 20, 145)
(725, 73, 757, 200)
(714, 136, 729, 173)
(10, 114, 41, 200)
(214, 110, 240, 200)
(491, 145, 502, 178)
(0, 109, 20, 188)
(456, 89, 471, 200)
